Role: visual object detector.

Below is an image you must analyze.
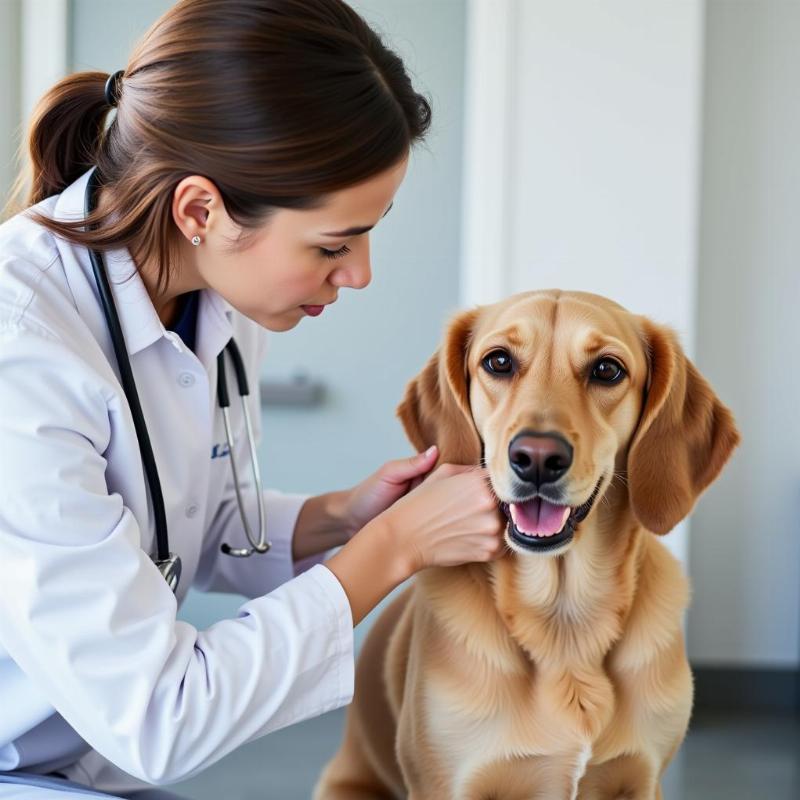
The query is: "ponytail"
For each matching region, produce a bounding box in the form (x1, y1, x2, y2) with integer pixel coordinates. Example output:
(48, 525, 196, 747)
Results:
(3, 71, 113, 219)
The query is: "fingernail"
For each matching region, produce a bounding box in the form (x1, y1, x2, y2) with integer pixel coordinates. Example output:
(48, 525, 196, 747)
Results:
(424, 445, 437, 458)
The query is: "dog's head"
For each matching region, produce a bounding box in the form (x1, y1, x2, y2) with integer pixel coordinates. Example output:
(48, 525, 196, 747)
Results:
(397, 290, 740, 556)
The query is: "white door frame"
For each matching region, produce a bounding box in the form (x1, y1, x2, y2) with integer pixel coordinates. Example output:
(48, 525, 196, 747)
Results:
(459, 0, 518, 308)
(0, 0, 22, 199)
(21, 0, 69, 125)
(1, 0, 69, 204)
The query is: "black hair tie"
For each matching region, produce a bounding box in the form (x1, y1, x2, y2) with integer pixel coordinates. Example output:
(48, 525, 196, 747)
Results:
(104, 70, 125, 108)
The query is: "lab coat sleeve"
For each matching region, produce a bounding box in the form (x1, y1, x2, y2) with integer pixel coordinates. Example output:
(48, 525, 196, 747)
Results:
(194, 328, 337, 598)
(0, 326, 354, 785)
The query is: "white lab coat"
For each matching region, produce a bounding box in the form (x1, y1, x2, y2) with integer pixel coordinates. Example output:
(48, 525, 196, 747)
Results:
(0, 168, 354, 792)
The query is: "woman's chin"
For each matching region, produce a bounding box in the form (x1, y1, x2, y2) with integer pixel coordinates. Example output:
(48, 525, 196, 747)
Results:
(241, 307, 302, 332)
(256, 306, 306, 333)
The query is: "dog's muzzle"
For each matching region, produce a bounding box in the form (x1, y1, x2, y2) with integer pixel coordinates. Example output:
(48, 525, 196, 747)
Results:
(500, 477, 603, 553)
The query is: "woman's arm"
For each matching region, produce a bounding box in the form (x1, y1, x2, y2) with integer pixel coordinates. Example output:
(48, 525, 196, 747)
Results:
(291, 490, 354, 561)
(0, 327, 356, 783)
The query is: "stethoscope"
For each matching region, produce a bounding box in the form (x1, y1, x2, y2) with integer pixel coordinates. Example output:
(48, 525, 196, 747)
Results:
(84, 167, 270, 593)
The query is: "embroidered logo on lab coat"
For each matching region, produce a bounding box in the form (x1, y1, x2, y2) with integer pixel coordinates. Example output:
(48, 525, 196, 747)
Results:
(211, 442, 231, 459)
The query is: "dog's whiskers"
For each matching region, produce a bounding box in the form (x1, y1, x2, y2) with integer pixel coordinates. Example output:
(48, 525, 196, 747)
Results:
(610, 470, 629, 488)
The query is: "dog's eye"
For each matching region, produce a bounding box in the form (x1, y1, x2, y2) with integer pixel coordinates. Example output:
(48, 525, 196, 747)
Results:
(482, 349, 514, 375)
(591, 357, 626, 384)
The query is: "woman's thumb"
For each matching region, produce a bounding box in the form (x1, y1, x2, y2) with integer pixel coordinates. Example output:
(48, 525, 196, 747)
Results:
(384, 445, 438, 482)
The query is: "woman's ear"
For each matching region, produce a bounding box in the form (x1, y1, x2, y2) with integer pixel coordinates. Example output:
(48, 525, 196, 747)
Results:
(396, 307, 483, 465)
(627, 318, 741, 534)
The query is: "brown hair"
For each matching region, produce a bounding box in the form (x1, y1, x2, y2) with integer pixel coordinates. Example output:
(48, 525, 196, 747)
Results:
(3, 0, 431, 293)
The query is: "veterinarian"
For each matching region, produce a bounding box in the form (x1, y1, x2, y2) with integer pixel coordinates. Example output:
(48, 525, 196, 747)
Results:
(0, 1, 506, 797)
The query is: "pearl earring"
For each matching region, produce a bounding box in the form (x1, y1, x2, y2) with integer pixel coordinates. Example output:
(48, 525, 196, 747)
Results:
(191, 235, 201, 246)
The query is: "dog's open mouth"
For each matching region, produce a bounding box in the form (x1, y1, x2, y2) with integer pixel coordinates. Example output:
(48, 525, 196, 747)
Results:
(500, 478, 603, 553)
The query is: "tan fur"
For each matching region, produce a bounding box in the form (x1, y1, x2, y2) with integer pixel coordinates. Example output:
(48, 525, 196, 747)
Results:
(315, 290, 739, 800)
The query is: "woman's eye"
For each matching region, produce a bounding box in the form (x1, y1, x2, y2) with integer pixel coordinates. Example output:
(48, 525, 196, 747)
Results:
(590, 357, 626, 384)
(482, 349, 514, 375)
(320, 244, 351, 260)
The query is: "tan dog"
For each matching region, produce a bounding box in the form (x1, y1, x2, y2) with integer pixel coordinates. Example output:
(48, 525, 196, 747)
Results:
(315, 290, 739, 800)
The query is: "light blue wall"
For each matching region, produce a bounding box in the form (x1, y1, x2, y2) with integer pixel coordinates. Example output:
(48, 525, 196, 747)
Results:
(70, 0, 466, 642)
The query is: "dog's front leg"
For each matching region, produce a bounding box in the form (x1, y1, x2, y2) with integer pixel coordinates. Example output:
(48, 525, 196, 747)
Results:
(576, 752, 661, 800)
(395, 697, 456, 800)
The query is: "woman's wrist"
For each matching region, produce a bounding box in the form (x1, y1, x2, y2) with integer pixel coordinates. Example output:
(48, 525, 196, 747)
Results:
(325, 517, 411, 626)
(324, 488, 359, 538)
(292, 490, 355, 562)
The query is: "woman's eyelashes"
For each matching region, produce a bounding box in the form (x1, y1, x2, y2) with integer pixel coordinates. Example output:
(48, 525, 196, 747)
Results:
(320, 243, 351, 260)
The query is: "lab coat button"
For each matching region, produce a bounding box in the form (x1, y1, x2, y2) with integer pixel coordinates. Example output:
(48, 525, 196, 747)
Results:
(185, 503, 199, 518)
(178, 371, 195, 387)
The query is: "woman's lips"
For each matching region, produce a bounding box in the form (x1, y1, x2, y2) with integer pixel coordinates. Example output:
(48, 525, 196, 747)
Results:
(301, 305, 325, 316)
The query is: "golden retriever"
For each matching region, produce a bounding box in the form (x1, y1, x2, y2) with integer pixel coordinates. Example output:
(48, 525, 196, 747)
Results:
(315, 289, 739, 800)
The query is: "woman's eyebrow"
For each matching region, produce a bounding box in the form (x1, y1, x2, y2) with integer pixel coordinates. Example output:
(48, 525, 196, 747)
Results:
(320, 202, 394, 237)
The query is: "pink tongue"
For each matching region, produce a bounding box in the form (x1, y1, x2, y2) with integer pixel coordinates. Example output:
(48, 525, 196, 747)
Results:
(510, 498, 571, 537)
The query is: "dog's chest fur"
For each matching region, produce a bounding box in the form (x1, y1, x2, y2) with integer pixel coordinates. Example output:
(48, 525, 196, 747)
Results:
(403, 523, 683, 796)
(414, 575, 615, 794)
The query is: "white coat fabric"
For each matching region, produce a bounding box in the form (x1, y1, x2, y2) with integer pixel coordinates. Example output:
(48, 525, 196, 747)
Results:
(0, 168, 355, 794)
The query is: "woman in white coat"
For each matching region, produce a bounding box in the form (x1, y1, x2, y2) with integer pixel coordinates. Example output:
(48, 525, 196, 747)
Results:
(0, 1, 505, 797)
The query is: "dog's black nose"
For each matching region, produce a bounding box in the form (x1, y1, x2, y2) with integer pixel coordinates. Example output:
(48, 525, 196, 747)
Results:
(508, 432, 573, 486)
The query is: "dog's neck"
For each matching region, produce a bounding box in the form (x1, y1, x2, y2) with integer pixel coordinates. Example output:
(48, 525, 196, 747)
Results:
(418, 479, 645, 674)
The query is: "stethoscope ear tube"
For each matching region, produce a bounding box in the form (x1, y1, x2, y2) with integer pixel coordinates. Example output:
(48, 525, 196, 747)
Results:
(85, 169, 172, 569)
(224, 337, 249, 395)
(218, 342, 270, 557)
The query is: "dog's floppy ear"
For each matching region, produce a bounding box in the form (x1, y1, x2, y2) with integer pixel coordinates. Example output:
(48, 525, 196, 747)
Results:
(627, 318, 740, 534)
(396, 307, 482, 465)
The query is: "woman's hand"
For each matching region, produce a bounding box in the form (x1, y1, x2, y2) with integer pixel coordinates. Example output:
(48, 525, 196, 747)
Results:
(292, 447, 439, 562)
(338, 445, 440, 537)
(325, 462, 507, 625)
(377, 462, 507, 575)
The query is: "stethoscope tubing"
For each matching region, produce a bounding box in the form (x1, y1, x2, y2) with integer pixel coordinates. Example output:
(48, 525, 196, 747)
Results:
(83, 168, 270, 592)
(84, 167, 171, 565)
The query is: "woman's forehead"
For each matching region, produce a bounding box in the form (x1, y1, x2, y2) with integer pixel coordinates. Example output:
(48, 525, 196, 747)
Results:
(267, 156, 407, 239)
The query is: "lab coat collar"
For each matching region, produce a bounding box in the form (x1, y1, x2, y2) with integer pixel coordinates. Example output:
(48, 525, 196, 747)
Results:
(53, 169, 234, 359)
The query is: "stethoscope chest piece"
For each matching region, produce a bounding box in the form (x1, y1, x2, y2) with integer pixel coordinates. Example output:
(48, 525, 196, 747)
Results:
(155, 553, 182, 594)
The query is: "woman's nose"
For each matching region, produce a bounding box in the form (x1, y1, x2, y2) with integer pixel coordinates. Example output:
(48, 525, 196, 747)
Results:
(332, 243, 371, 290)
(347, 258, 371, 290)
